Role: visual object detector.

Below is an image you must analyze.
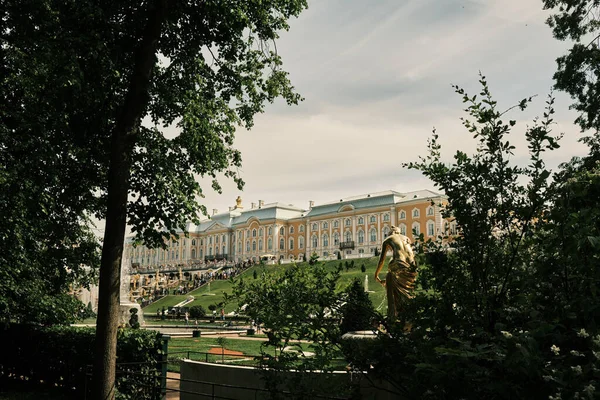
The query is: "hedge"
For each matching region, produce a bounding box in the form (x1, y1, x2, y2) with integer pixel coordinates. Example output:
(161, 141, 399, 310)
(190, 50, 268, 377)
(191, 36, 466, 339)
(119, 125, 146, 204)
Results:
(0, 324, 165, 399)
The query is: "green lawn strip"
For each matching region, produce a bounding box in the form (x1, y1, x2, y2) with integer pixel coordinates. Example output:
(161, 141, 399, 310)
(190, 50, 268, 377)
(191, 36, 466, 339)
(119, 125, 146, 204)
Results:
(167, 336, 273, 372)
(167, 336, 346, 372)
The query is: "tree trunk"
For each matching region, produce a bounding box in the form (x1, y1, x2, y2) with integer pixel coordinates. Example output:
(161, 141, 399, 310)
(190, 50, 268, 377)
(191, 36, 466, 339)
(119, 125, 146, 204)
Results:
(92, 2, 168, 399)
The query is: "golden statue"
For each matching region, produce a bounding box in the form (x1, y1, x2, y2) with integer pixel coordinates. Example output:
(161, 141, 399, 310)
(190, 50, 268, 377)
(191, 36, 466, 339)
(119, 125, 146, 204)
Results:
(235, 196, 243, 209)
(374, 226, 417, 321)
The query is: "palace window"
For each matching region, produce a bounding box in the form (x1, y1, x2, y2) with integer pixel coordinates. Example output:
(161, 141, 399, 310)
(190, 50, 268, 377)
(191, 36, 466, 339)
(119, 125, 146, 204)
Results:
(427, 206, 434, 216)
(427, 221, 435, 236)
(450, 222, 457, 235)
(333, 220, 339, 228)
(322, 222, 328, 229)
(289, 238, 294, 250)
(192, 239, 196, 246)
(399, 210, 406, 220)
(259, 228, 264, 236)
(259, 239, 263, 251)
(323, 234, 329, 247)
(268, 238, 273, 250)
(333, 232, 340, 245)
(383, 225, 390, 237)
(370, 215, 376, 223)
(268, 227, 273, 235)
(246, 241, 250, 252)
(358, 230, 365, 244)
(312, 223, 318, 231)
(345, 219, 351, 227)
(312, 235, 318, 248)
(280, 227, 285, 235)
(358, 217, 364, 225)
(383, 214, 390, 222)
(370, 229, 377, 242)
(299, 236, 304, 249)
(412, 222, 420, 236)
(252, 241, 256, 251)
(345, 231, 352, 242)
(412, 209, 420, 218)
(279, 238, 285, 250)
(252, 229, 257, 237)
(299, 225, 304, 233)
(290, 226, 295, 234)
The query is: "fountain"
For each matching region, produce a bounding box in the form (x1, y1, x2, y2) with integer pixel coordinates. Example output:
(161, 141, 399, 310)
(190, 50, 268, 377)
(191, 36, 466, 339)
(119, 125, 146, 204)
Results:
(364, 274, 374, 293)
(119, 257, 145, 326)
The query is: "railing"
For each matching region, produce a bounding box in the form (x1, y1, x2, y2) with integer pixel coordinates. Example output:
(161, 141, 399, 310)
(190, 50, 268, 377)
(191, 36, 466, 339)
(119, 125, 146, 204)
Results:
(339, 241, 355, 250)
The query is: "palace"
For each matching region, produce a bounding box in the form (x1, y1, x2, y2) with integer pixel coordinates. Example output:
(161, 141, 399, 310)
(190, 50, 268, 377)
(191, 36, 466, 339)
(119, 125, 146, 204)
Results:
(125, 189, 455, 270)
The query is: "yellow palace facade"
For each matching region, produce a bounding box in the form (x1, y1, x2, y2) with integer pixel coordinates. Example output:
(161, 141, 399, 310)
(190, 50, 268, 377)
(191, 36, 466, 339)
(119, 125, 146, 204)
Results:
(125, 189, 454, 269)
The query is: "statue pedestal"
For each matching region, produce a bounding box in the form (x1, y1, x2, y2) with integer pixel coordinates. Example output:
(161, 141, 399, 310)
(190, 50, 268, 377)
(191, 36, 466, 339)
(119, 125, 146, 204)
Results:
(120, 302, 145, 326)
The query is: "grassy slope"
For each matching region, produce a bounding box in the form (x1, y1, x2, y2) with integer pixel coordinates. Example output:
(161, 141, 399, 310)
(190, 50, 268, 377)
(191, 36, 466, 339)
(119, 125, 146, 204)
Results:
(143, 257, 387, 317)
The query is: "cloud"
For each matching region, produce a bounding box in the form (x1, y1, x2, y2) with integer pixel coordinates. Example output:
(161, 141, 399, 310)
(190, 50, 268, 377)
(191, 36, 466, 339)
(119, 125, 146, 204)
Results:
(137, 0, 592, 219)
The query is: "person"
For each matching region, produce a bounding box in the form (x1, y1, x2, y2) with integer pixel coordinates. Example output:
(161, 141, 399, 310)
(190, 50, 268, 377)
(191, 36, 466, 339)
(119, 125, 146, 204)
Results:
(185, 311, 189, 326)
(220, 308, 225, 321)
(374, 225, 418, 321)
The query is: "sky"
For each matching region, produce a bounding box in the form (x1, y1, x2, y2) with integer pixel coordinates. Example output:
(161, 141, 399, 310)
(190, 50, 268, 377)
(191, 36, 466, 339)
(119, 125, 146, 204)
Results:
(174, 0, 589, 217)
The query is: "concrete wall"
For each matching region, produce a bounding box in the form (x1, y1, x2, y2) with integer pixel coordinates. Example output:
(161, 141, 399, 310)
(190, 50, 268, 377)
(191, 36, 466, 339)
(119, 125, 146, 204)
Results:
(180, 359, 398, 400)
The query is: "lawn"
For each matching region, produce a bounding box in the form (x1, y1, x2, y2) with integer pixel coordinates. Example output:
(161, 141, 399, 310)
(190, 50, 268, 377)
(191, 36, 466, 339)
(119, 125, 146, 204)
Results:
(167, 336, 276, 372)
(143, 257, 388, 318)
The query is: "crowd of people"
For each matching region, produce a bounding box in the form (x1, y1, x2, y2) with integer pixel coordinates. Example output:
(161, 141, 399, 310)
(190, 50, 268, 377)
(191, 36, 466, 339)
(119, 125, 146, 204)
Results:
(135, 259, 258, 306)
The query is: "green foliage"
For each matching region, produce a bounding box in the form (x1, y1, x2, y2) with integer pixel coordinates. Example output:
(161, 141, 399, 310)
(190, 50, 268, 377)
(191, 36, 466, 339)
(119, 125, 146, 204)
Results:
(232, 263, 344, 371)
(360, 264, 366, 273)
(340, 77, 592, 399)
(544, 0, 600, 133)
(188, 305, 206, 319)
(208, 304, 217, 312)
(128, 308, 140, 329)
(0, 325, 163, 399)
(339, 279, 375, 334)
(216, 336, 227, 351)
(405, 75, 560, 333)
(253, 269, 258, 279)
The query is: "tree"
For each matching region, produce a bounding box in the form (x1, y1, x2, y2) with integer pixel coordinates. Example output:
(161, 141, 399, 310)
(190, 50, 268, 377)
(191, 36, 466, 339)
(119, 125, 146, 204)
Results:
(339, 278, 375, 334)
(405, 75, 560, 333)
(189, 305, 206, 319)
(544, 0, 600, 135)
(2, 1, 307, 398)
(231, 263, 351, 397)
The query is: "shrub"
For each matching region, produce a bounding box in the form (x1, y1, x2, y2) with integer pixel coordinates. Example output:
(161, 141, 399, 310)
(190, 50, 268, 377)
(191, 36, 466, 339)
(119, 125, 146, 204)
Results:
(0, 324, 164, 399)
(208, 304, 217, 312)
(360, 264, 366, 273)
(189, 305, 206, 319)
(128, 308, 140, 329)
(339, 279, 375, 334)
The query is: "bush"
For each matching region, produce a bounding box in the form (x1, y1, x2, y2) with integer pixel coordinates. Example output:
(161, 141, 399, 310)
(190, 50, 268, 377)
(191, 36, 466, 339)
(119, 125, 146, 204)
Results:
(339, 279, 375, 334)
(189, 305, 206, 319)
(0, 324, 164, 399)
(360, 264, 366, 273)
(208, 304, 217, 312)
